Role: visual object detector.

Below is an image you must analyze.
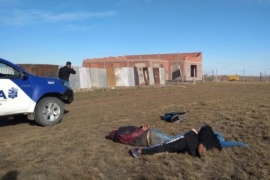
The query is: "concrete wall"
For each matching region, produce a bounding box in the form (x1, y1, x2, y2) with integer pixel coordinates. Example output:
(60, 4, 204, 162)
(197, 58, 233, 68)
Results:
(90, 68, 107, 88)
(184, 61, 202, 81)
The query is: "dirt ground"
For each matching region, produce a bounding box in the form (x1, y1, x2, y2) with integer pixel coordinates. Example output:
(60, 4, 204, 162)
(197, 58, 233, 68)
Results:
(0, 82, 270, 180)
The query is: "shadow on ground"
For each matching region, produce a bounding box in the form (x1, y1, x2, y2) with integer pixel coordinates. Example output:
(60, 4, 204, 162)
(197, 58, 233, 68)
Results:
(1, 170, 19, 180)
(0, 115, 36, 127)
(0, 109, 70, 127)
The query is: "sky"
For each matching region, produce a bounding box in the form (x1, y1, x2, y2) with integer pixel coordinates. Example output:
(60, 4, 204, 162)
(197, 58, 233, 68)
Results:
(0, 0, 270, 76)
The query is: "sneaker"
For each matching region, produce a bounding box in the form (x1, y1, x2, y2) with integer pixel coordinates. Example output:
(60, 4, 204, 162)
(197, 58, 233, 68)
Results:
(130, 148, 140, 158)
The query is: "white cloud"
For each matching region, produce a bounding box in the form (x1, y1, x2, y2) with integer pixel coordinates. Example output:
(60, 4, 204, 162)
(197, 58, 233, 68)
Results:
(116, 0, 153, 7)
(0, 9, 118, 26)
(41, 11, 118, 22)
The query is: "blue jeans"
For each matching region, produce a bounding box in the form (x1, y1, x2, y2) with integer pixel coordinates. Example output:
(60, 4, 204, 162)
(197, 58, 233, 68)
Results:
(215, 132, 248, 148)
(148, 129, 185, 146)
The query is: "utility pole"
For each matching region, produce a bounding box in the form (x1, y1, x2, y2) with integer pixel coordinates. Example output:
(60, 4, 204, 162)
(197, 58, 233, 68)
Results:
(243, 69, 245, 81)
(215, 68, 217, 82)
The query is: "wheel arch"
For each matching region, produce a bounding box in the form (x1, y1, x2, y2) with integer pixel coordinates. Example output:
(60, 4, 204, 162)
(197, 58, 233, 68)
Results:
(36, 92, 67, 105)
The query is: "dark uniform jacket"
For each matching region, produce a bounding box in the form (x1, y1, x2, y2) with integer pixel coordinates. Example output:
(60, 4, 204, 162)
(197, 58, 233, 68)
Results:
(58, 66, 76, 82)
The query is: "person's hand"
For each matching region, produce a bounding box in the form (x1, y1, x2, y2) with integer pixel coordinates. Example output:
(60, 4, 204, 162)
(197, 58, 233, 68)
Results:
(142, 124, 149, 131)
(198, 143, 206, 155)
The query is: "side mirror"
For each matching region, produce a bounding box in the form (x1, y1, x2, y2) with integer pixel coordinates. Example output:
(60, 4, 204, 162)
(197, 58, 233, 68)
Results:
(20, 72, 28, 80)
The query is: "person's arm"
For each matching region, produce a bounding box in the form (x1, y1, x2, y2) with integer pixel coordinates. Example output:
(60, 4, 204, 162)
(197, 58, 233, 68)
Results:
(68, 68, 76, 74)
(71, 68, 76, 74)
(118, 125, 149, 144)
(184, 130, 200, 156)
(214, 132, 248, 148)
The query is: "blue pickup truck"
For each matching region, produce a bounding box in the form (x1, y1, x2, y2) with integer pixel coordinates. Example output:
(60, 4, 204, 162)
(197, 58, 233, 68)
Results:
(0, 58, 74, 126)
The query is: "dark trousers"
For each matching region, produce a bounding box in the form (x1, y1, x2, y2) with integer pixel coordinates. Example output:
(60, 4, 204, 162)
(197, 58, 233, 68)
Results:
(141, 136, 188, 155)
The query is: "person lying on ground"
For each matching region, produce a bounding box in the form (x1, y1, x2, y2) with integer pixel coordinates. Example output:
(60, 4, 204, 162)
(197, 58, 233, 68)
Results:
(107, 125, 248, 148)
(107, 124, 184, 147)
(130, 125, 222, 158)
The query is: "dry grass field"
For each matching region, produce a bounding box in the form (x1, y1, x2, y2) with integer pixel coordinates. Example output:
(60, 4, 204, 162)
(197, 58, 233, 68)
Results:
(1, 82, 270, 180)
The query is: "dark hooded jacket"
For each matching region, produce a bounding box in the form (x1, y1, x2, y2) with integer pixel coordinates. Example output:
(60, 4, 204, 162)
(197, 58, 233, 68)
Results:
(198, 125, 222, 151)
(58, 66, 76, 82)
(183, 125, 222, 157)
(184, 130, 199, 156)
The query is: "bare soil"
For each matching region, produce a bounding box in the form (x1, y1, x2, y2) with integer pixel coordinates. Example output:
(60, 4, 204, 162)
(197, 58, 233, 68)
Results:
(1, 82, 270, 180)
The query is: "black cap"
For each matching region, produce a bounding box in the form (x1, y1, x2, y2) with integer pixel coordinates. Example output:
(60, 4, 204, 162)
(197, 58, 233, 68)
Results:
(66, 61, 71, 65)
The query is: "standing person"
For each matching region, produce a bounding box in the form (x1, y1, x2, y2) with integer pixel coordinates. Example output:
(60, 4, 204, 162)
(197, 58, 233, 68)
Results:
(58, 61, 76, 82)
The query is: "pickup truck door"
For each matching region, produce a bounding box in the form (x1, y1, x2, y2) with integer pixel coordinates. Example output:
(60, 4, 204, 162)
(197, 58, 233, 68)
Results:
(0, 64, 34, 115)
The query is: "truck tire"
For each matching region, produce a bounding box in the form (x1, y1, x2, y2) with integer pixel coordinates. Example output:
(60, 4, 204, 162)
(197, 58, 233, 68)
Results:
(35, 97, 64, 126)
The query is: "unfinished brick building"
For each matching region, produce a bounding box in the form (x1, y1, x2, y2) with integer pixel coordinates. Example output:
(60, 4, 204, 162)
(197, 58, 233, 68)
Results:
(82, 52, 202, 81)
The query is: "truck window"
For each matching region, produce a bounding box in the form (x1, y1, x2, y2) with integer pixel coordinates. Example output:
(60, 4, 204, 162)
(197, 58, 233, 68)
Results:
(0, 62, 20, 78)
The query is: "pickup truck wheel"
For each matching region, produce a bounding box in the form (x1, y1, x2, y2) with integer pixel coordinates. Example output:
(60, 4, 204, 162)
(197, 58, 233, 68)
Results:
(35, 97, 64, 126)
